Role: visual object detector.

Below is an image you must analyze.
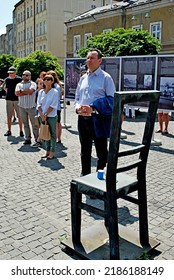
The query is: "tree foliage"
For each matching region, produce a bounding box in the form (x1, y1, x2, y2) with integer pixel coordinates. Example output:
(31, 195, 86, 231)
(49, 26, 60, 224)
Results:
(77, 28, 161, 57)
(0, 54, 16, 79)
(14, 51, 64, 81)
(0, 51, 64, 81)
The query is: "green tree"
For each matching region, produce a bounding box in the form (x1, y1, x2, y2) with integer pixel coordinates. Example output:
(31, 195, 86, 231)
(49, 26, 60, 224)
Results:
(77, 28, 161, 57)
(14, 50, 64, 81)
(0, 54, 16, 79)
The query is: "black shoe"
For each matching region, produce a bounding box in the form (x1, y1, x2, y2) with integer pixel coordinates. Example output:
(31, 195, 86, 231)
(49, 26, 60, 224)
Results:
(20, 131, 24, 137)
(23, 139, 31, 145)
(4, 130, 11, 136)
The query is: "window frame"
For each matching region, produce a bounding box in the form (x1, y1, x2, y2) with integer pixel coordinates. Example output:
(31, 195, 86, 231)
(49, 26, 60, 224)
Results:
(84, 32, 92, 47)
(73, 35, 81, 57)
(150, 21, 162, 41)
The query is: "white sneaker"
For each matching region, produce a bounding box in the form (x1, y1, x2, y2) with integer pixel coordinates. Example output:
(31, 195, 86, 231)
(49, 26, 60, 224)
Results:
(31, 141, 41, 147)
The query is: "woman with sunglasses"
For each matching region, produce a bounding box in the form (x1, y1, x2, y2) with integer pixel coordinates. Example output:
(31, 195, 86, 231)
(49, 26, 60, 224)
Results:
(37, 74, 58, 159)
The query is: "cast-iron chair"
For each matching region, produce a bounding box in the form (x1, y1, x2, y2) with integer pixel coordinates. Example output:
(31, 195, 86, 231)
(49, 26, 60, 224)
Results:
(70, 90, 160, 259)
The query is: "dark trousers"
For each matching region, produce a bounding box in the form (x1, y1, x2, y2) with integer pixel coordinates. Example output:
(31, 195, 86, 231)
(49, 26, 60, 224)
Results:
(78, 115, 108, 176)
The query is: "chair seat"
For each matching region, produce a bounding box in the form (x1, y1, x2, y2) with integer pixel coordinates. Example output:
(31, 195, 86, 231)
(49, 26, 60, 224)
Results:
(72, 172, 138, 200)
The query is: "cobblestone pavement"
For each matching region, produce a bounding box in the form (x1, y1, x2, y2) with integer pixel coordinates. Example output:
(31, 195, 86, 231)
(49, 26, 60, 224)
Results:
(0, 98, 174, 260)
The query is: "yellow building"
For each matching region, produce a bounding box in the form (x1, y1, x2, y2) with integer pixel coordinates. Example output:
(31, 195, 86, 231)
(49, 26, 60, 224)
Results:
(65, 0, 174, 57)
(14, 0, 114, 66)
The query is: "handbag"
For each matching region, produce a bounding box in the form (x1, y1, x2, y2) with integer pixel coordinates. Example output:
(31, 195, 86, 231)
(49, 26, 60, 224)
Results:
(39, 121, 51, 140)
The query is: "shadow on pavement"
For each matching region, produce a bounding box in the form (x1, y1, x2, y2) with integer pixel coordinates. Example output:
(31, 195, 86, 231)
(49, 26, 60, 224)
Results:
(38, 158, 65, 171)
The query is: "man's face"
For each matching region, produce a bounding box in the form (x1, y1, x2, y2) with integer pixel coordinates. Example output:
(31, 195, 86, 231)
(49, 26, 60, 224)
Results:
(22, 73, 31, 81)
(86, 51, 102, 73)
(8, 72, 16, 79)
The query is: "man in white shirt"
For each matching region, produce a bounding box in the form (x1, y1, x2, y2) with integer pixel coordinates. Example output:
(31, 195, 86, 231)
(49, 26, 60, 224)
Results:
(15, 70, 39, 145)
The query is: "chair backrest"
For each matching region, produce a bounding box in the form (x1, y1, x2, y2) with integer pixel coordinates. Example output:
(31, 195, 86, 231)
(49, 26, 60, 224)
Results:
(106, 90, 160, 195)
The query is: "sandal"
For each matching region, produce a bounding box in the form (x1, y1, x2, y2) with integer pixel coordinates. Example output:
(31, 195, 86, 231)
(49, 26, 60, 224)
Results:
(155, 129, 162, 133)
(162, 130, 168, 135)
(47, 156, 54, 160)
(41, 153, 49, 158)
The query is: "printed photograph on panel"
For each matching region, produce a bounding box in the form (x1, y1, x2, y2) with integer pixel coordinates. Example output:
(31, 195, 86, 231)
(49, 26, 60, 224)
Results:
(159, 77, 174, 110)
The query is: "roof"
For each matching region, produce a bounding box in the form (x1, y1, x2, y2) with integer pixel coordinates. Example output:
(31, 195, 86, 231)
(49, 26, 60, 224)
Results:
(65, 0, 149, 24)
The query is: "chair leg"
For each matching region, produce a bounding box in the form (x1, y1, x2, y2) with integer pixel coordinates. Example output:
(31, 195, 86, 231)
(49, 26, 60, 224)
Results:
(106, 196, 120, 259)
(138, 183, 149, 246)
(71, 181, 82, 244)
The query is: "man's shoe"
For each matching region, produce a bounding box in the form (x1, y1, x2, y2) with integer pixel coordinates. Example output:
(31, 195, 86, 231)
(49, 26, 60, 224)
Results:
(20, 131, 24, 137)
(162, 130, 168, 135)
(31, 141, 41, 147)
(4, 130, 11, 136)
(23, 139, 31, 145)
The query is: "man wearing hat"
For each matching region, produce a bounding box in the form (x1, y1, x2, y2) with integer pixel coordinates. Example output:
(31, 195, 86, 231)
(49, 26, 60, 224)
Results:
(15, 70, 39, 145)
(4, 66, 24, 137)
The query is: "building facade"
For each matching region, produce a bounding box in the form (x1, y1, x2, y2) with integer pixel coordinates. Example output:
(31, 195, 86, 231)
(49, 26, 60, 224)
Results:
(0, 0, 113, 66)
(65, 0, 174, 57)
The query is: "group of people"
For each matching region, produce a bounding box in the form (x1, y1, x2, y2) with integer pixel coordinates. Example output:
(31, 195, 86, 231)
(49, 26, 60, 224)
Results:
(3, 66, 63, 160)
(2, 49, 171, 178)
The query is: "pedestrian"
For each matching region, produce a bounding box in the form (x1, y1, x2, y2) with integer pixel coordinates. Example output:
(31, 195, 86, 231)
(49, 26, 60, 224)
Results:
(4, 66, 24, 137)
(0, 78, 6, 98)
(31, 77, 44, 147)
(46, 70, 63, 144)
(15, 70, 39, 145)
(156, 110, 170, 135)
(37, 74, 58, 159)
(39, 71, 46, 79)
(75, 48, 115, 176)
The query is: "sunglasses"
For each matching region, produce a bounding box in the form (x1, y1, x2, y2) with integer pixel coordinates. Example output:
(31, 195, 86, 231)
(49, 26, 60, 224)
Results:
(43, 78, 52, 81)
(22, 74, 30, 76)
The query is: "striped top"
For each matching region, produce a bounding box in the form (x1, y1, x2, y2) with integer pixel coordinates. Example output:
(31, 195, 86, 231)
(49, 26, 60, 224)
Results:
(15, 80, 37, 108)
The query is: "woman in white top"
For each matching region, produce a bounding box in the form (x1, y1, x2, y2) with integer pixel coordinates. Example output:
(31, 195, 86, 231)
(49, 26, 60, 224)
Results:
(37, 74, 58, 159)
(46, 70, 63, 143)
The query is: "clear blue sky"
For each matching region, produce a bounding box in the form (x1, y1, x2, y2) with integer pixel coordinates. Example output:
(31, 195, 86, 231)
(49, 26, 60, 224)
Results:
(0, 0, 18, 35)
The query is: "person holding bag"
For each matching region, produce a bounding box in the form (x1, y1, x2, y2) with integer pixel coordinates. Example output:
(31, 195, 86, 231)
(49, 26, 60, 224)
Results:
(37, 74, 58, 160)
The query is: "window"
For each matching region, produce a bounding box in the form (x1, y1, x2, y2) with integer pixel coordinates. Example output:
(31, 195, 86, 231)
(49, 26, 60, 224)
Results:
(43, 0, 47, 10)
(27, 27, 29, 40)
(40, 22, 42, 35)
(30, 5, 33, 17)
(43, 44, 46, 51)
(132, 25, 143, 31)
(36, 2, 39, 14)
(43, 20, 46, 34)
(17, 14, 20, 23)
(20, 12, 23, 22)
(103, 28, 112, 33)
(150, 21, 161, 41)
(18, 32, 20, 43)
(30, 26, 33, 39)
(36, 24, 39, 36)
(27, 7, 29, 18)
(84, 33, 92, 47)
(73, 35, 80, 57)
(40, 0, 43, 12)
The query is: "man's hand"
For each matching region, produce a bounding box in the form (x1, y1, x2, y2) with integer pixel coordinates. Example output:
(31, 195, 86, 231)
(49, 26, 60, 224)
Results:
(77, 105, 93, 116)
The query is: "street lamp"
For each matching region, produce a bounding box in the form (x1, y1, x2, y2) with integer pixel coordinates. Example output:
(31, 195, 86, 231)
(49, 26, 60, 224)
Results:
(132, 11, 150, 29)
